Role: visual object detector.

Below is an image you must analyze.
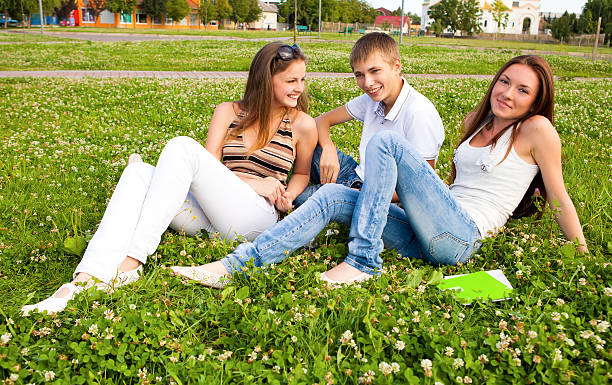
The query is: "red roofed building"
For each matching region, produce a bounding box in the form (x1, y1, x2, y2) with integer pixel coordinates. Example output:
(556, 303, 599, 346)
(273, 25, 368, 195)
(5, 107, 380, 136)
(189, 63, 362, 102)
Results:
(375, 7, 393, 16)
(375, 15, 410, 33)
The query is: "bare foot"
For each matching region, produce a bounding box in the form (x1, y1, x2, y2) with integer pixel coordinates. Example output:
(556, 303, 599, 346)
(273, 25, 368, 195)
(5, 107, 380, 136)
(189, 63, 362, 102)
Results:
(323, 262, 371, 282)
(119, 256, 142, 272)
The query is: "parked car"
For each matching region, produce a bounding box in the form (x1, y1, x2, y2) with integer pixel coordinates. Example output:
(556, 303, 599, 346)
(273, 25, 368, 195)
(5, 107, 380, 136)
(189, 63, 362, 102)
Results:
(0, 14, 19, 27)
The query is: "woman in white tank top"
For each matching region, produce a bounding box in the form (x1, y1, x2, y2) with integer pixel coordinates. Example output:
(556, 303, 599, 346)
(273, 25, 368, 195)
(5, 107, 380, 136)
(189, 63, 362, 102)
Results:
(316, 55, 589, 283)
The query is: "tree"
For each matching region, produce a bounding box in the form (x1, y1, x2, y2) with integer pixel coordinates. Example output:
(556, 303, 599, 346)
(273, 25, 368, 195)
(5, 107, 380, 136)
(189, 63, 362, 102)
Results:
(228, 0, 259, 28)
(213, 0, 232, 27)
(490, 0, 509, 39)
(430, 18, 444, 36)
(391, 8, 420, 24)
(141, 0, 166, 21)
(576, 9, 593, 46)
(552, 11, 572, 43)
(165, 0, 189, 23)
(56, 0, 78, 21)
(428, 0, 460, 36)
(458, 0, 481, 36)
(199, 0, 216, 26)
(584, 0, 612, 46)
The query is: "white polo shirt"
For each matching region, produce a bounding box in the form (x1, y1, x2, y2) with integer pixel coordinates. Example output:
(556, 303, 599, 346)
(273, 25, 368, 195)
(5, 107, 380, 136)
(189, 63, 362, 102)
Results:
(345, 78, 445, 180)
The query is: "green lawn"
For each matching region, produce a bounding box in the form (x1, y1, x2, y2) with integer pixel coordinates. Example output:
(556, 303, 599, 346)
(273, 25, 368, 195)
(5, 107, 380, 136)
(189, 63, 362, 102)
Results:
(0, 31, 74, 42)
(0, 77, 610, 384)
(1, 40, 611, 77)
(29, 26, 612, 54)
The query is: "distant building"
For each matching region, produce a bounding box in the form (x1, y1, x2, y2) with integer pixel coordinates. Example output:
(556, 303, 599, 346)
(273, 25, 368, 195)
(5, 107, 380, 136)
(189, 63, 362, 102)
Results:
(250, 2, 278, 30)
(375, 7, 393, 16)
(375, 15, 410, 33)
(422, 0, 540, 35)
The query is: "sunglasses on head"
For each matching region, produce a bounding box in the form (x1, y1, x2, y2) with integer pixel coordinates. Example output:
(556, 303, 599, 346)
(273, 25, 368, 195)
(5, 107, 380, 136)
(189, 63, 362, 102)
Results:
(276, 44, 301, 61)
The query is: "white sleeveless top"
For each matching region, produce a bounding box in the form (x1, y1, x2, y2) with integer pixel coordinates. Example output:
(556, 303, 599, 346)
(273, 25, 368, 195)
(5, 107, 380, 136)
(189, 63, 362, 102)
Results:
(449, 122, 539, 237)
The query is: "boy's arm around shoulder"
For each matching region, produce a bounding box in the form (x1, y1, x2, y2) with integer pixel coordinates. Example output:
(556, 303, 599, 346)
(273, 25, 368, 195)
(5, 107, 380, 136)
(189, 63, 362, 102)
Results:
(314, 106, 354, 184)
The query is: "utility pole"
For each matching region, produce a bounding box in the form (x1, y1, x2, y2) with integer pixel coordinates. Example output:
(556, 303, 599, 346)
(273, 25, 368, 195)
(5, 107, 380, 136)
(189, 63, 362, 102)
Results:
(399, 0, 404, 43)
(293, 0, 297, 44)
(593, 17, 602, 63)
(318, 0, 321, 40)
(38, 0, 44, 34)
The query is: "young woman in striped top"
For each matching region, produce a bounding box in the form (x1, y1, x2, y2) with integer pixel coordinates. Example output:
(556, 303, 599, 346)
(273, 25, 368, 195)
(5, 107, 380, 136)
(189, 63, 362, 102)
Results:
(22, 42, 317, 315)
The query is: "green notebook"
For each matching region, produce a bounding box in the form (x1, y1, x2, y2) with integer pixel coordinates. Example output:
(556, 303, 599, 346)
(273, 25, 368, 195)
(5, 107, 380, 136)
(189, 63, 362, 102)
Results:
(438, 269, 513, 304)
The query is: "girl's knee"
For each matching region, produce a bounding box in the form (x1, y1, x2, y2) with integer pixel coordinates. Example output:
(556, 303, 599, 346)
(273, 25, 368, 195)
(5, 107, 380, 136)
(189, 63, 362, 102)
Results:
(164, 136, 198, 154)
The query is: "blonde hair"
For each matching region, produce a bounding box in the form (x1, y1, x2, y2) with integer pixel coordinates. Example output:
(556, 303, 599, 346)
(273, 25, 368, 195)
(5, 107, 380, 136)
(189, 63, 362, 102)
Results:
(350, 32, 400, 70)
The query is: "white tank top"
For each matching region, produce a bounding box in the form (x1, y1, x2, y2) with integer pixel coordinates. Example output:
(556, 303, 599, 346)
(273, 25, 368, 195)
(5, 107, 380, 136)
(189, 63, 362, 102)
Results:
(449, 121, 539, 237)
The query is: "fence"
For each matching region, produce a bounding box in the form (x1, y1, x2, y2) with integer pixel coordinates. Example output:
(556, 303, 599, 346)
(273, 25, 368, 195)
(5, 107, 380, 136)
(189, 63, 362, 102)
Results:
(475, 32, 605, 46)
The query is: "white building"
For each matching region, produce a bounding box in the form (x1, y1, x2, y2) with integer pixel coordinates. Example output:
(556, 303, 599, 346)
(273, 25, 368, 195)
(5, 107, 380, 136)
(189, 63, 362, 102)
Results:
(250, 1, 278, 30)
(422, 0, 540, 35)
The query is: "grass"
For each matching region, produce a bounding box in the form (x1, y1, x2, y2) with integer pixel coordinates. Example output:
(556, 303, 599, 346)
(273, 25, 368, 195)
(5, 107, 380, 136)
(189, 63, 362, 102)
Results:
(0, 77, 610, 384)
(36, 26, 612, 55)
(0, 30, 74, 42)
(0, 40, 611, 77)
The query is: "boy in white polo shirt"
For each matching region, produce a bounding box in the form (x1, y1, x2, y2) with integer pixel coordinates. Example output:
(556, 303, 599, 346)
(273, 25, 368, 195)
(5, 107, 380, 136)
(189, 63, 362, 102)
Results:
(294, 32, 444, 206)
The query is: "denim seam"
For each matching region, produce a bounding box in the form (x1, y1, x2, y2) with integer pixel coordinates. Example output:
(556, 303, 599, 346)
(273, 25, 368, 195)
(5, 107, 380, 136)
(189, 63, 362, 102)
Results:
(256, 199, 356, 258)
(344, 256, 376, 274)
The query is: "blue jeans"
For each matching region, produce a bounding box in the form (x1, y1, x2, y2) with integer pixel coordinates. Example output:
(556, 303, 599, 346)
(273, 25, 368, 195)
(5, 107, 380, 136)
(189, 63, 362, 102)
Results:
(345, 130, 481, 273)
(293, 144, 362, 207)
(221, 131, 481, 275)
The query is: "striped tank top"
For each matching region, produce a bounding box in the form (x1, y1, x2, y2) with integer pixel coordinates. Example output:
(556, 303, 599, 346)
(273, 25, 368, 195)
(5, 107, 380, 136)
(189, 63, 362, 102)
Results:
(222, 110, 295, 186)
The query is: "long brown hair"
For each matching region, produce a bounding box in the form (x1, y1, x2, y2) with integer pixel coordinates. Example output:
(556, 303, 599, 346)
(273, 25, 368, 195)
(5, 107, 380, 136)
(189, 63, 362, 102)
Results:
(450, 55, 554, 218)
(226, 42, 308, 155)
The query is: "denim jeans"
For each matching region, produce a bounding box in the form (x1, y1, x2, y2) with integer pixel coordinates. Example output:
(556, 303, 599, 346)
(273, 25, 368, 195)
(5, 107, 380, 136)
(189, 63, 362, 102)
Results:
(293, 144, 363, 207)
(221, 131, 481, 275)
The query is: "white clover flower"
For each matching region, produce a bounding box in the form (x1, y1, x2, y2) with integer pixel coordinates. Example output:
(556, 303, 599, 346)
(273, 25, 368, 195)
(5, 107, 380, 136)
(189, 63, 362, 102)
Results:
(138, 367, 148, 379)
(590, 358, 600, 367)
(394, 340, 405, 351)
(578, 278, 587, 286)
(129, 304, 136, 310)
(551, 312, 561, 322)
(463, 376, 473, 384)
(456, 376, 464, 383)
(88, 324, 99, 336)
(390, 362, 400, 373)
(555, 298, 565, 306)
(104, 309, 114, 320)
(358, 370, 375, 384)
(580, 330, 594, 339)
(527, 330, 538, 339)
(453, 358, 465, 369)
(379, 361, 393, 376)
(445, 346, 454, 357)
(179, 250, 187, 256)
(597, 320, 610, 333)
(290, 335, 298, 343)
(603, 287, 612, 297)
(478, 354, 488, 364)
(340, 330, 353, 344)
(421, 359, 433, 371)
(0, 333, 11, 345)
(44, 371, 55, 381)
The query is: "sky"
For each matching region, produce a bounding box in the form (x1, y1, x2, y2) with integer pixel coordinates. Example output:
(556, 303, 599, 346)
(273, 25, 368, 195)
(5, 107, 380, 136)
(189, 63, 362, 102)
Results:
(366, 0, 588, 16)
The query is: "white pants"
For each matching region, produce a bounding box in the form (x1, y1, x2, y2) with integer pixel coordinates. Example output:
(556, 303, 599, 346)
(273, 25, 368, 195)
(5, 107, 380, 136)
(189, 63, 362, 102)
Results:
(74, 136, 278, 283)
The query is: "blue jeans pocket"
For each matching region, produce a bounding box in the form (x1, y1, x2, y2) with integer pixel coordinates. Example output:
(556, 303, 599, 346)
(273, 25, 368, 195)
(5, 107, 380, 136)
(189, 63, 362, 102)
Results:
(428, 232, 470, 265)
